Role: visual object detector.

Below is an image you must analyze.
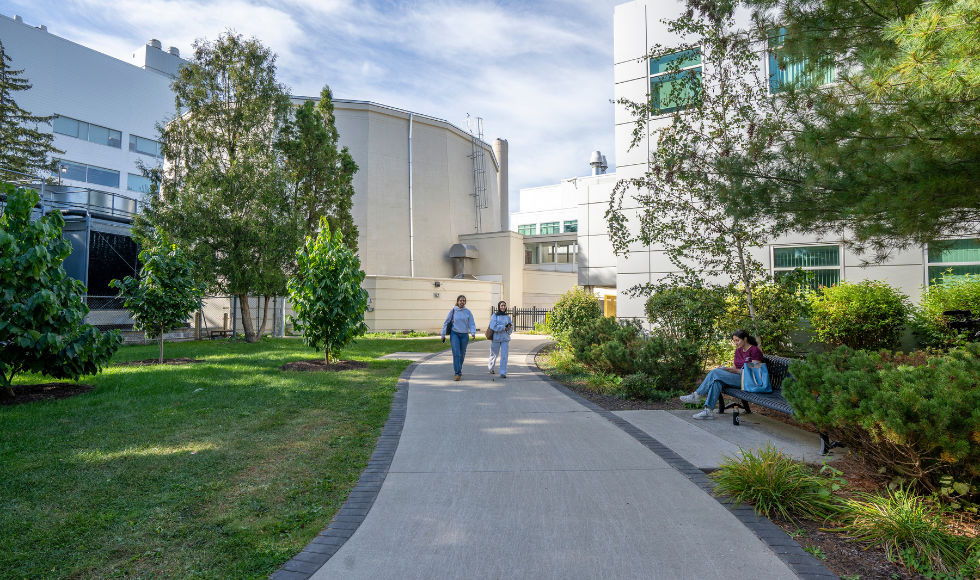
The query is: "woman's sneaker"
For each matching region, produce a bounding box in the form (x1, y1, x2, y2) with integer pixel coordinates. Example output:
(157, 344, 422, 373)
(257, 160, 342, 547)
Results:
(679, 392, 702, 405)
(693, 407, 715, 420)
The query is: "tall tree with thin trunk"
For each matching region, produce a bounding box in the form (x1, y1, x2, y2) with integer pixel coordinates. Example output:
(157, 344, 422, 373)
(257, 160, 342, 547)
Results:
(278, 85, 359, 251)
(0, 40, 62, 176)
(136, 31, 300, 342)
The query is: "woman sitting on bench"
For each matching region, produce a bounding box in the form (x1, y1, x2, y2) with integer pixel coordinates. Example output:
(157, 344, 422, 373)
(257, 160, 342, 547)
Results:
(679, 329, 763, 420)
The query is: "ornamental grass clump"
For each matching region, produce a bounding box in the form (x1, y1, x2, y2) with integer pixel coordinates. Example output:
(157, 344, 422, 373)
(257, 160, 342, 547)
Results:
(833, 487, 974, 576)
(711, 444, 842, 522)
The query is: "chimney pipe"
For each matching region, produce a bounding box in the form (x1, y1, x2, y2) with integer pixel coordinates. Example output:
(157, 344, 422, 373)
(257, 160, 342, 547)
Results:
(493, 138, 509, 231)
(590, 150, 603, 176)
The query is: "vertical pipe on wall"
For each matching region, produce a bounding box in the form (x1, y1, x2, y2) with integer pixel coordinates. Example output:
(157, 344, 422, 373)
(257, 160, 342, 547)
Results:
(408, 113, 415, 277)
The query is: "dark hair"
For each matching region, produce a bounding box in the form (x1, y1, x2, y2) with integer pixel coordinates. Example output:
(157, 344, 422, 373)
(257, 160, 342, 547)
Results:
(497, 301, 507, 313)
(732, 329, 759, 347)
(456, 295, 467, 305)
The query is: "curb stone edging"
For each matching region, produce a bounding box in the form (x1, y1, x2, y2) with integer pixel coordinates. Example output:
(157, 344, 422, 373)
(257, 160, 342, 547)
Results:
(270, 349, 447, 580)
(526, 343, 840, 580)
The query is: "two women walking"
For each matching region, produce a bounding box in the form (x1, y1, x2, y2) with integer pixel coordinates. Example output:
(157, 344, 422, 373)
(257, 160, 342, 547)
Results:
(440, 296, 513, 381)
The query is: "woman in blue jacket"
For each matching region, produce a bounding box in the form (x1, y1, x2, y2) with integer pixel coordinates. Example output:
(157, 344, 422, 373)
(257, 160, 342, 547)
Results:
(441, 295, 476, 381)
(487, 301, 513, 378)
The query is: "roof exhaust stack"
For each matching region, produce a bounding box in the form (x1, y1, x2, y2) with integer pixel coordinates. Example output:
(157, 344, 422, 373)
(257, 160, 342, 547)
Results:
(168, 46, 180, 57)
(600, 155, 608, 174)
(148, 39, 162, 49)
(590, 151, 604, 176)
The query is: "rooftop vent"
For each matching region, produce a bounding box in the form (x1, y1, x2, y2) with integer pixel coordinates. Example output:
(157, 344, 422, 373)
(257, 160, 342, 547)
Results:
(148, 39, 162, 49)
(168, 46, 180, 57)
(39, 24, 47, 32)
(590, 150, 604, 175)
(14, 15, 23, 22)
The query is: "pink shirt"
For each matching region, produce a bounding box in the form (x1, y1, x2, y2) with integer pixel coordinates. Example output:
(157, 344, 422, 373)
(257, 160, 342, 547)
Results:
(734, 345, 764, 370)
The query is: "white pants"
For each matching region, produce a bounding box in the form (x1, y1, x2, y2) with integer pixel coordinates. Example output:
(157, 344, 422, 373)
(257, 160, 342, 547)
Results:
(488, 341, 509, 375)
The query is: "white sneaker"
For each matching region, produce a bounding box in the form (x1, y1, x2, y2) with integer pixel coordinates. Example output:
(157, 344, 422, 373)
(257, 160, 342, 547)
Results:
(680, 392, 702, 405)
(693, 407, 715, 420)
(489, 368, 495, 374)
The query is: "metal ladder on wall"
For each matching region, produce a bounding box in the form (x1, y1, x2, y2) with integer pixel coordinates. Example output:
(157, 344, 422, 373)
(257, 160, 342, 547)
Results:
(466, 115, 489, 233)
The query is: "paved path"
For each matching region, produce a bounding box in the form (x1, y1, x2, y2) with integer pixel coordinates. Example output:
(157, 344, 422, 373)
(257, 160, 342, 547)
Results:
(306, 335, 808, 579)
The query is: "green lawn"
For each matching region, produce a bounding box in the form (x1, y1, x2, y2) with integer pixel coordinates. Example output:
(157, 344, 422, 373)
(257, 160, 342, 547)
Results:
(0, 337, 448, 579)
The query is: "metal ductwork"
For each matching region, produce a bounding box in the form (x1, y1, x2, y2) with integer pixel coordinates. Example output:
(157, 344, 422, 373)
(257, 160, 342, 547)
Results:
(450, 243, 478, 279)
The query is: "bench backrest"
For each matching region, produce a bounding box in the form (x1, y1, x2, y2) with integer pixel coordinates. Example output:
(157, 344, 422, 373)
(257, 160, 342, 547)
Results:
(763, 354, 792, 395)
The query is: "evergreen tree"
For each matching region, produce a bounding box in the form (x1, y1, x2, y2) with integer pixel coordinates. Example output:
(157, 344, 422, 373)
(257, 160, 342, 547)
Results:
(0, 39, 62, 176)
(136, 31, 300, 343)
(278, 85, 359, 251)
(723, 0, 980, 260)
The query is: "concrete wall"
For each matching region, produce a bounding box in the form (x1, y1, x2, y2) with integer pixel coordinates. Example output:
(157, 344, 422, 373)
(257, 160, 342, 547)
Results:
(459, 231, 525, 308)
(0, 14, 177, 202)
(523, 271, 579, 309)
(292, 98, 502, 280)
(362, 275, 498, 333)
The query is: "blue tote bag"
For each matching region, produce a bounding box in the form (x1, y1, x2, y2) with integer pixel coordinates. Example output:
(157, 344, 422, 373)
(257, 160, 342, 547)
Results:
(741, 361, 772, 394)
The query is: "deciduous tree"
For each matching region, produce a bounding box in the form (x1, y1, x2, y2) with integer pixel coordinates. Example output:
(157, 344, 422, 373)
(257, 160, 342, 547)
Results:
(287, 218, 368, 362)
(111, 241, 204, 364)
(0, 184, 121, 397)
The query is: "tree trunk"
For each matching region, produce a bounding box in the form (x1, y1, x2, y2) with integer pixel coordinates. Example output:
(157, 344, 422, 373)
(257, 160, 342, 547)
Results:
(257, 295, 271, 338)
(159, 324, 165, 364)
(1, 374, 14, 399)
(237, 293, 258, 342)
(734, 239, 757, 320)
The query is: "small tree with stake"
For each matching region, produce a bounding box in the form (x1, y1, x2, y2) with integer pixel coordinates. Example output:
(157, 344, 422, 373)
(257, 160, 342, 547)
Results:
(288, 218, 368, 363)
(0, 184, 121, 398)
(111, 242, 204, 364)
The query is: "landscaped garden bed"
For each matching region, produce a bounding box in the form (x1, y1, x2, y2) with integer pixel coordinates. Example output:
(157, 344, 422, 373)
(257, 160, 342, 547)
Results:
(0, 336, 448, 579)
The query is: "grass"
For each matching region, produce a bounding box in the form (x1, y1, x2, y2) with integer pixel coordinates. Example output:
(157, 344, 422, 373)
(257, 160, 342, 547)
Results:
(710, 444, 844, 522)
(833, 487, 974, 576)
(0, 337, 448, 580)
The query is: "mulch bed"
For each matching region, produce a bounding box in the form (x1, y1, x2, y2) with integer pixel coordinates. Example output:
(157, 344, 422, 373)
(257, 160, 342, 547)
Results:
(280, 360, 369, 372)
(1, 383, 94, 406)
(114, 358, 206, 367)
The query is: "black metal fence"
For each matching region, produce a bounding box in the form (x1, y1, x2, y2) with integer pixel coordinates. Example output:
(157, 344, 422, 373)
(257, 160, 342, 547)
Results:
(492, 306, 552, 331)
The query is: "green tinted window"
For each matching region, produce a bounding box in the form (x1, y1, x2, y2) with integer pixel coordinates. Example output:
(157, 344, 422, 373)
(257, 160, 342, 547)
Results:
(773, 246, 840, 269)
(927, 239, 980, 264)
(540, 222, 560, 234)
(651, 69, 702, 114)
(928, 265, 980, 283)
(518, 224, 536, 236)
(563, 220, 578, 233)
(776, 268, 840, 290)
(650, 48, 701, 75)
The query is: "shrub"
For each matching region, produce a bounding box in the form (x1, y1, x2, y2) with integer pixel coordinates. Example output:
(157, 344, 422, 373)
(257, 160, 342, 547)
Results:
(570, 317, 702, 394)
(784, 345, 980, 493)
(710, 444, 842, 521)
(806, 280, 911, 350)
(834, 488, 973, 576)
(550, 287, 603, 347)
(644, 281, 726, 345)
(720, 276, 809, 355)
(911, 272, 980, 349)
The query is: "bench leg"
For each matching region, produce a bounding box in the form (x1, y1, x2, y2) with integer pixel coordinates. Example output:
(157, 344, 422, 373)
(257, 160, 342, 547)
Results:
(717, 393, 725, 414)
(819, 432, 845, 455)
(741, 400, 751, 414)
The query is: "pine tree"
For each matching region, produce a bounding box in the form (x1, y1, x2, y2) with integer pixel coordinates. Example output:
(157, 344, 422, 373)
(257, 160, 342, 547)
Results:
(0, 39, 61, 176)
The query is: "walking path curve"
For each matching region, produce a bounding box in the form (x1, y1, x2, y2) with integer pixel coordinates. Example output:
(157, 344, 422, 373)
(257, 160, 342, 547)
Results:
(277, 335, 835, 580)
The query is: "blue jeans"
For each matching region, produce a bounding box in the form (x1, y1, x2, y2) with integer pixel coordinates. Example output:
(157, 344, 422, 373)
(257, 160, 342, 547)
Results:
(696, 368, 742, 409)
(450, 331, 470, 376)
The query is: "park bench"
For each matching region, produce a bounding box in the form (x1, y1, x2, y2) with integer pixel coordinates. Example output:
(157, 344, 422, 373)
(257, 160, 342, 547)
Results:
(715, 354, 844, 455)
(209, 329, 232, 339)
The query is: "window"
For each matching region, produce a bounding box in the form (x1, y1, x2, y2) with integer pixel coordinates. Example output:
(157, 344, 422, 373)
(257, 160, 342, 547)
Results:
(53, 160, 120, 189)
(563, 220, 578, 233)
(650, 48, 702, 115)
(773, 245, 841, 289)
(53, 115, 121, 148)
(127, 173, 154, 193)
(524, 243, 540, 265)
(927, 239, 980, 283)
(540, 222, 560, 235)
(518, 224, 537, 236)
(768, 28, 835, 94)
(556, 241, 578, 264)
(129, 134, 163, 158)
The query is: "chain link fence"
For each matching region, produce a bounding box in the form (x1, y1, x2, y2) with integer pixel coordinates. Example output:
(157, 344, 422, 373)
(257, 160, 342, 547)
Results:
(83, 296, 291, 344)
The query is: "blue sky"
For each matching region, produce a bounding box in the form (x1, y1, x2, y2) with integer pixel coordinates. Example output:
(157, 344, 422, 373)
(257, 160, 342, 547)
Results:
(3, 0, 626, 211)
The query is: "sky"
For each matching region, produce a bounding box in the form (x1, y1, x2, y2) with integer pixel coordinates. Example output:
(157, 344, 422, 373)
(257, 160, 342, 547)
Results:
(2, 0, 626, 212)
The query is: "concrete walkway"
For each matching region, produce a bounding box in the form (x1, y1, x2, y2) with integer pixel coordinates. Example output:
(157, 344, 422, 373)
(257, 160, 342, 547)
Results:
(306, 335, 810, 579)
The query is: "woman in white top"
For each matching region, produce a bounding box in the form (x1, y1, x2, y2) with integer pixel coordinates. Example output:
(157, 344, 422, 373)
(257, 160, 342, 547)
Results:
(487, 301, 514, 378)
